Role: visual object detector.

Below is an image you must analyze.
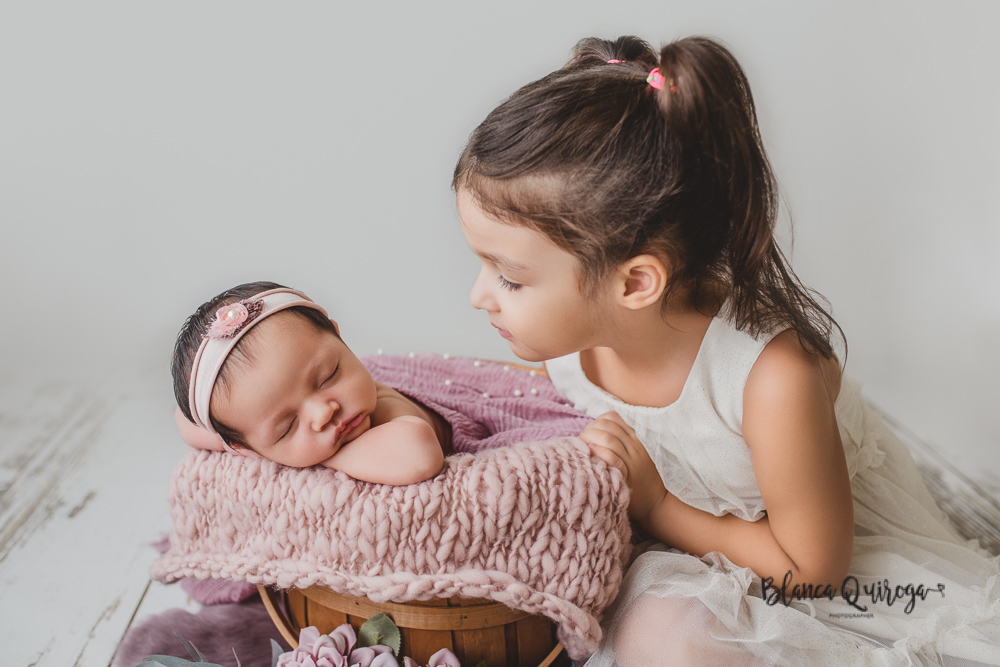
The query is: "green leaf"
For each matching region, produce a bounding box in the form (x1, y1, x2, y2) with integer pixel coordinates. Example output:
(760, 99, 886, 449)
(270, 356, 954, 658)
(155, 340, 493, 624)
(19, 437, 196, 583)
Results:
(176, 636, 207, 663)
(140, 657, 225, 667)
(358, 613, 401, 655)
(140, 656, 197, 667)
(271, 638, 286, 667)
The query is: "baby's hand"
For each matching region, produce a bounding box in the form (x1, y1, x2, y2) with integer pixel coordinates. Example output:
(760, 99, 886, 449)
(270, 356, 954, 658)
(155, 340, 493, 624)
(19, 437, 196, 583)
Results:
(580, 411, 667, 524)
(174, 406, 227, 451)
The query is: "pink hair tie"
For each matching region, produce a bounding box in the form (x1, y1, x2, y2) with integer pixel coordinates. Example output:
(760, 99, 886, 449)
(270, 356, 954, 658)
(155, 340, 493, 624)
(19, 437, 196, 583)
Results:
(646, 68, 665, 90)
(606, 59, 624, 64)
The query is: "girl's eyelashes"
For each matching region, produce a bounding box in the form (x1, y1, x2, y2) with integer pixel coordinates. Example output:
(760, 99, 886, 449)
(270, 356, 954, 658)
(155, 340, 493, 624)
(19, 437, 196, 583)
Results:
(497, 275, 523, 292)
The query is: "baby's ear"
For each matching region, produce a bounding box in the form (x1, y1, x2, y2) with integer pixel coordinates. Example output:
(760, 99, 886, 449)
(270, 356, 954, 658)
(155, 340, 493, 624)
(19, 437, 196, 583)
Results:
(329, 318, 341, 336)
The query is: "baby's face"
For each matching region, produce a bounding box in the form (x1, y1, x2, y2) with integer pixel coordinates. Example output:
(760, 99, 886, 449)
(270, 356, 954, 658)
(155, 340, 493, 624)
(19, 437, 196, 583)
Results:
(211, 311, 378, 468)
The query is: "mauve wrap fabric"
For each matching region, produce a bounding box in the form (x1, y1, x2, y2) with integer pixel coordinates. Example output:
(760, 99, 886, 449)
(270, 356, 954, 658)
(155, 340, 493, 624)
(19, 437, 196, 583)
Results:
(362, 353, 593, 451)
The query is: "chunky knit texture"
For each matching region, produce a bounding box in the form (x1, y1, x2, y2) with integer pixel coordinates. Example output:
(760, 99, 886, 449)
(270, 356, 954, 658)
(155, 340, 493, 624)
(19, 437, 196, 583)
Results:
(152, 439, 631, 659)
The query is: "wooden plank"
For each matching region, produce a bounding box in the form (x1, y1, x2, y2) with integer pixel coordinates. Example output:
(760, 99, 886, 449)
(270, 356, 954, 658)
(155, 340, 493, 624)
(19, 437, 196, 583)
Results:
(504, 621, 518, 667)
(452, 597, 507, 667)
(306, 595, 350, 635)
(285, 589, 310, 635)
(0, 377, 183, 667)
(400, 597, 454, 664)
(514, 615, 555, 667)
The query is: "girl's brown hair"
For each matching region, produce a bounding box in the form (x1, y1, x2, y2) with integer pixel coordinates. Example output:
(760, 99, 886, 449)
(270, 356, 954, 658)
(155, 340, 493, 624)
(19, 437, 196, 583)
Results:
(454, 36, 843, 359)
(171, 281, 339, 449)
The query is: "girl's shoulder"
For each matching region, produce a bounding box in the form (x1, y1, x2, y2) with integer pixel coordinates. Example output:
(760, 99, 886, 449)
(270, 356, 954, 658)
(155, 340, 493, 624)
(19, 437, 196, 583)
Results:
(745, 330, 842, 408)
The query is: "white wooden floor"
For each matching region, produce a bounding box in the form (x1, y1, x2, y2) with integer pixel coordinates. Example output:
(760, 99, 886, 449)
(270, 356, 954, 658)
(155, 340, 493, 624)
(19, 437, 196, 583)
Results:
(2, 374, 998, 667)
(0, 374, 198, 667)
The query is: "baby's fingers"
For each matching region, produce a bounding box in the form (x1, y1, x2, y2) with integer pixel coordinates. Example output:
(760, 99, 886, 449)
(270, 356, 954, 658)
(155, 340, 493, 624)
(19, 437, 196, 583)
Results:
(580, 421, 626, 454)
(587, 442, 628, 480)
(580, 424, 628, 478)
(597, 411, 633, 433)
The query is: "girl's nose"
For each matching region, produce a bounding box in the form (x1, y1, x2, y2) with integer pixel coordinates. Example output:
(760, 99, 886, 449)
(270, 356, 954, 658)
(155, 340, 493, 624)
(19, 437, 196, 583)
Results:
(469, 267, 497, 312)
(308, 396, 339, 432)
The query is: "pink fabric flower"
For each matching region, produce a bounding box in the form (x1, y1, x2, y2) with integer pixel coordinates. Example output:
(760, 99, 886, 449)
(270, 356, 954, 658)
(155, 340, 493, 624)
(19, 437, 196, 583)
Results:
(402, 649, 461, 667)
(276, 625, 351, 667)
(352, 646, 399, 667)
(207, 303, 249, 338)
(276, 626, 401, 667)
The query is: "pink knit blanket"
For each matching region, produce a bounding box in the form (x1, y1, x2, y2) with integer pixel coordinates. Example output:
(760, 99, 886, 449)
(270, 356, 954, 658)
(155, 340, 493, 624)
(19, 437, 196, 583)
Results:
(152, 439, 631, 659)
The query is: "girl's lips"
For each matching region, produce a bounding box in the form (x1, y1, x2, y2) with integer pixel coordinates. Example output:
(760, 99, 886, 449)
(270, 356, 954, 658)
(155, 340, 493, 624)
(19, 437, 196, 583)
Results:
(492, 323, 514, 340)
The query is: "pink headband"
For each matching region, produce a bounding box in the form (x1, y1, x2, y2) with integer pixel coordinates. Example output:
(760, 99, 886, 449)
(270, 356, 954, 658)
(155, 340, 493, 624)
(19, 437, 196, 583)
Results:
(187, 288, 328, 436)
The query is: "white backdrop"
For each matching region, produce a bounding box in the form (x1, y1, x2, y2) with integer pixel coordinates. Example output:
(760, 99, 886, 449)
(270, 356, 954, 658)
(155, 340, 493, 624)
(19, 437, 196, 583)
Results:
(2, 1, 998, 473)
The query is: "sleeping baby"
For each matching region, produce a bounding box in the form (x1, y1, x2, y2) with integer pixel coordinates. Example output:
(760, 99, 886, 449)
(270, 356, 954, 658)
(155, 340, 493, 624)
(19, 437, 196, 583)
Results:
(171, 281, 452, 485)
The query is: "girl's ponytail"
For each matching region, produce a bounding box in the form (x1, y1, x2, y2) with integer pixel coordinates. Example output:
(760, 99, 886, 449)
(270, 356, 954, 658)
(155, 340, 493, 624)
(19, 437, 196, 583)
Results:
(654, 38, 841, 359)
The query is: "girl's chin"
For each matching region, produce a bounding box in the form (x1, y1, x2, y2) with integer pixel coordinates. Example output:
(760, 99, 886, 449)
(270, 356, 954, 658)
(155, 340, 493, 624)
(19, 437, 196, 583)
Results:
(506, 341, 552, 364)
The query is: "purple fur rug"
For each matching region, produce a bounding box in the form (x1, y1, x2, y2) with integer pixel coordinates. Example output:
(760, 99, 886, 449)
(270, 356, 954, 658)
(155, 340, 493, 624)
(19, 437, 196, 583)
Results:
(111, 595, 290, 667)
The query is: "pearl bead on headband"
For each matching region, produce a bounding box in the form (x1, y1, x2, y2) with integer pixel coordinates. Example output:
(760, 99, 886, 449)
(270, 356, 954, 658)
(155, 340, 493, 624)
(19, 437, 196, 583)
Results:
(187, 288, 328, 439)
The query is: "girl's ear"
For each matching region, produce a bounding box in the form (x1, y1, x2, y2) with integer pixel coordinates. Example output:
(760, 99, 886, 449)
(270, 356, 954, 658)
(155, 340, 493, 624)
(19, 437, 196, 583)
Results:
(329, 318, 341, 336)
(616, 254, 669, 310)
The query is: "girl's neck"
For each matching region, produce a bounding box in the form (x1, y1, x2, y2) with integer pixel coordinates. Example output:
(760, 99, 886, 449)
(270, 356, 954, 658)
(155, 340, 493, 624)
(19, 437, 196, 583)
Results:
(580, 305, 714, 408)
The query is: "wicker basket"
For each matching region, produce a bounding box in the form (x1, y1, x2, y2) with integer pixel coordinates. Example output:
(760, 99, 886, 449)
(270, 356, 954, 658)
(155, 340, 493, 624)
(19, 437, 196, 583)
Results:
(260, 586, 567, 667)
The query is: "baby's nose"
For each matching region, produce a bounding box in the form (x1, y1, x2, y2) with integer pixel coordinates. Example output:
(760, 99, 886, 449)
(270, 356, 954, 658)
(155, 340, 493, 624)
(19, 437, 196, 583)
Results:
(309, 397, 338, 432)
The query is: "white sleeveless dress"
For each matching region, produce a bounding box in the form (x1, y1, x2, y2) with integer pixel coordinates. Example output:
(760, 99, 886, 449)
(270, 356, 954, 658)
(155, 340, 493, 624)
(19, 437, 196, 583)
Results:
(546, 317, 1000, 666)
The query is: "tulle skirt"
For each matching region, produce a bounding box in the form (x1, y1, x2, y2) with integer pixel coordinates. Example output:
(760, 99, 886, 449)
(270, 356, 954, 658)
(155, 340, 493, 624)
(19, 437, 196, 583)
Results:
(584, 388, 1000, 666)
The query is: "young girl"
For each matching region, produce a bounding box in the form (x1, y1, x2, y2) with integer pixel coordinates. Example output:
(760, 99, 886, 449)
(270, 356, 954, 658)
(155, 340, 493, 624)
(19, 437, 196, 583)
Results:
(171, 282, 450, 485)
(454, 35, 1000, 666)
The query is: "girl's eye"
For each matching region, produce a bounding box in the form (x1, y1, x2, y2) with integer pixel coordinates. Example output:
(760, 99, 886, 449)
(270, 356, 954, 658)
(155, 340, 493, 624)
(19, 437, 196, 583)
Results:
(498, 275, 523, 292)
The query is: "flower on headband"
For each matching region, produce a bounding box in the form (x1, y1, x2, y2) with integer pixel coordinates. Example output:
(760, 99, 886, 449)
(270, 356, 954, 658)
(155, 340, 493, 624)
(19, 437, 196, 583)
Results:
(207, 299, 264, 339)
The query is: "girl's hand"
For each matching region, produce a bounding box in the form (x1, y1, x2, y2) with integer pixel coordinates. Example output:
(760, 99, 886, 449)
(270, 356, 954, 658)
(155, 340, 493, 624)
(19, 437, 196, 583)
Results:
(580, 411, 668, 525)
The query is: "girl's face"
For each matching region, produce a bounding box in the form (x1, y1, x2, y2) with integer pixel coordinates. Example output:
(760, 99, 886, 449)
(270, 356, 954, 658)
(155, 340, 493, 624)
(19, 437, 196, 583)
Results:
(211, 312, 378, 468)
(458, 188, 608, 362)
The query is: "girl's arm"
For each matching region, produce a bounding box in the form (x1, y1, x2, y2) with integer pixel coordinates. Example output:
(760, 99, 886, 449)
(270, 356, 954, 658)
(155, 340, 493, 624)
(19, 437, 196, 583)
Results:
(585, 331, 853, 589)
(319, 385, 447, 485)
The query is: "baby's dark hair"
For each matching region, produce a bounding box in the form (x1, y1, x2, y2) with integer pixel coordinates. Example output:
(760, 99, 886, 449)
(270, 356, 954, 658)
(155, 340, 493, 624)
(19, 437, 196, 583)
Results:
(171, 281, 339, 449)
(454, 35, 843, 359)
